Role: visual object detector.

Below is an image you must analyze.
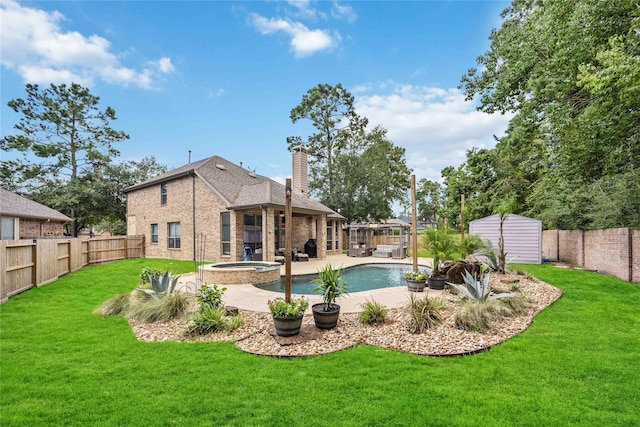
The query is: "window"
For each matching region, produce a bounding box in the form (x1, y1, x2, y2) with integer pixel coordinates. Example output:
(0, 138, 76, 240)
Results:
(221, 212, 230, 256)
(274, 213, 285, 251)
(1, 217, 15, 240)
(168, 222, 180, 249)
(150, 224, 158, 244)
(160, 183, 168, 205)
(327, 220, 333, 251)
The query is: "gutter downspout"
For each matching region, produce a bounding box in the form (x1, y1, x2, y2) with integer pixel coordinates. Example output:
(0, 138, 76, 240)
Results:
(191, 171, 196, 262)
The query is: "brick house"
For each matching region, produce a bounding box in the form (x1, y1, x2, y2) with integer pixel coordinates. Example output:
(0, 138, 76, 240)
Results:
(0, 187, 72, 240)
(124, 147, 344, 262)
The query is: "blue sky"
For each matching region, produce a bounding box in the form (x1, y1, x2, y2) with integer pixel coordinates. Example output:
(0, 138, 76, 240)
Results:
(1, 0, 512, 186)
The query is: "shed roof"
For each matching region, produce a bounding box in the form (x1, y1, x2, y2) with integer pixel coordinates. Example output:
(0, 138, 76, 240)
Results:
(0, 187, 72, 222)
(125, 155, 343, 218)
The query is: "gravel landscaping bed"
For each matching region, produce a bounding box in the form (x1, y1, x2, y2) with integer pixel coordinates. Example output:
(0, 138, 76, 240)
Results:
(130, 273, 562, 357)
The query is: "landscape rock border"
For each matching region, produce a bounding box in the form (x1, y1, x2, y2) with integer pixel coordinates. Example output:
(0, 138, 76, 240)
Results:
(129, 273, 562, 357)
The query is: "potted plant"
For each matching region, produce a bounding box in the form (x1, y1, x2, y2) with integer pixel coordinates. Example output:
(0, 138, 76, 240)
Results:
(422, 226, 457, 290)
(311, 264, 349, 329)
(267, 296, 309, 337)
(403, 270, 429, 292)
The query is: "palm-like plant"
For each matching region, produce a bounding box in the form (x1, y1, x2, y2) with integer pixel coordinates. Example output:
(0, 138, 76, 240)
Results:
(422, 226, 457, 277)
(457, 234, 490, 259)
(312, 264, 349, 312)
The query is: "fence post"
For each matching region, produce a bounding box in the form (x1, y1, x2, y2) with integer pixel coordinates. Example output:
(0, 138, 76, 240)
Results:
(32, 240, 38, 286)
(123, 236, 128, 259)
(0, 242, 6, 303)
(141, 235, 146, 258)
(629, 228, 633, 282)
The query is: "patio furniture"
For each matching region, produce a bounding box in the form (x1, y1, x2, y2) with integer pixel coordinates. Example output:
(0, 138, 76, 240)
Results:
(349, 243, 371, 257)
(373, 245, 393, 258)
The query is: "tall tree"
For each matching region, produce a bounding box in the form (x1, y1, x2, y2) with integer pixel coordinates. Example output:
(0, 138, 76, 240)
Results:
(1, 83, 130, 235)
(332, 126, 411, 222)
(287, 83, 368, 208)
(416, 178, 442, 224)
(459, 0, 640, 229)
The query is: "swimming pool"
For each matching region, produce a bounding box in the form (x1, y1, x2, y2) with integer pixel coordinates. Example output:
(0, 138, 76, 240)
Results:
(254, 263, 432, 294)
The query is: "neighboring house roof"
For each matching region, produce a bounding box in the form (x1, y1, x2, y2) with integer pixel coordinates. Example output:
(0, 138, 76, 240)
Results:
(397, 215, 431, 229)
(0, 187, 72, 222)
(125, 155, 343, 217)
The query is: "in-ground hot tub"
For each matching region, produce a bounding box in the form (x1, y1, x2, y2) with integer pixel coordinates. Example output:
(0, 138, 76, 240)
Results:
(200, 262, 281, 285)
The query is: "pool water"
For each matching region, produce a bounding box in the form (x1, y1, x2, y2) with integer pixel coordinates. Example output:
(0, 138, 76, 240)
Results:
(254, 263, 431, 294)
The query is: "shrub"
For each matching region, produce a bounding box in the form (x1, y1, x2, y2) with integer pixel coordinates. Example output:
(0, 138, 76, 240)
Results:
(496, 294, 531, 316)
(454, 301, 498, 332)
(190, 305, 226, 334)
(197, 284, 227, 310)
(94, 293, 130, 316)
(267, 296, 309, 318)
(457, 234, 490, 259)
(128, 292, 191, 323)
(422, 226, 458, 276)
(406, 293, 444, 333)
(403, 271, 429, 282)
(187, 283, 243, 335)
(358, 299, 388, 325)
(508, 281, 521, 292)
(227, 313, 244, 331)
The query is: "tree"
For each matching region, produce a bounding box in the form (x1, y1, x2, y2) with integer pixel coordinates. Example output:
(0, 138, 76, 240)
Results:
(458, 0, 640, 229)
(495, 197, 519, 273)
(416, 178, 442, 225)
(1, 83, 130, 236)
(332, 126, 411, 222)
(287, 83, 368, 208)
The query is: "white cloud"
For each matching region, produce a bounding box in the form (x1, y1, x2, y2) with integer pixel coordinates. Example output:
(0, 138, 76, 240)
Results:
(207, 88, 225, 98)
(0, 0, 174, 89)
(285, 0, 325, 21)
(331, 1, 357, 23)
(249, 13, 337, 57)
(354, 82, 514, 183)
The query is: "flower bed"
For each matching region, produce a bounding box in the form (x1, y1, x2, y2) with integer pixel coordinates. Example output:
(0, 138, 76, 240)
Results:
(130, 273, 562, 357)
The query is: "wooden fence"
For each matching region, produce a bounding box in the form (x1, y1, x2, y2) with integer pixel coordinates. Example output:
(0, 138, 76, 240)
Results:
(0, 235, 145, 304)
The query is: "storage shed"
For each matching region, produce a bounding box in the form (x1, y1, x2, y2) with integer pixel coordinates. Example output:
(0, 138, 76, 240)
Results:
(469, 214, 542, 264)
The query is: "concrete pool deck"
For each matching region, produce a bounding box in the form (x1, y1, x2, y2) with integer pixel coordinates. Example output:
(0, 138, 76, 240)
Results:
(178, 254, 440, 314)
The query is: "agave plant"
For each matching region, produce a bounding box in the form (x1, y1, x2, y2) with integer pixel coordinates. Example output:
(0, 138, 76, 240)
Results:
(138, 271, 180, 299)
(447, 266, 513, 303)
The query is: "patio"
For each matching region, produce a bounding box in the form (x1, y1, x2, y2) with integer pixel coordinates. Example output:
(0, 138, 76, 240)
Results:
(179, 254, 437, 313)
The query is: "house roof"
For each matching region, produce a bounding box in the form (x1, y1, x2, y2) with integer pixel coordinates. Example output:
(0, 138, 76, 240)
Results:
(346, 218, 411, 229)
(125, 155, 343, 217)
(0, 187, 72, 222)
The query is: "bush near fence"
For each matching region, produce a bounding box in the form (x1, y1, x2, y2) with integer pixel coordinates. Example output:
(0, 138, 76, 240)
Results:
(0, 236, 144, 303)
(542, 228, 639, 283)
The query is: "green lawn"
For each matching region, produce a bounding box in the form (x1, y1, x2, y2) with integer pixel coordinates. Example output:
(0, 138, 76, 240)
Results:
(1, 259, 639, 426)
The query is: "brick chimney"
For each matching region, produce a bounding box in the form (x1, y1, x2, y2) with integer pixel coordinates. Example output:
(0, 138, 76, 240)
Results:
(292, 145, 308, 197)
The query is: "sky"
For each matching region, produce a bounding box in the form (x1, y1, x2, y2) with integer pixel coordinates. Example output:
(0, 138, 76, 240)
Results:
(0, 0, 513, 187)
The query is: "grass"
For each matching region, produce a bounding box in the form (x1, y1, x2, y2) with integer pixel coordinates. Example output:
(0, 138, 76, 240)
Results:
(1, 259, 639, 426)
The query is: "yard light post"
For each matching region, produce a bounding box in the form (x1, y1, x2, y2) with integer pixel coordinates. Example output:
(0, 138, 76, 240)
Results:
(285, 178, 292, 303)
